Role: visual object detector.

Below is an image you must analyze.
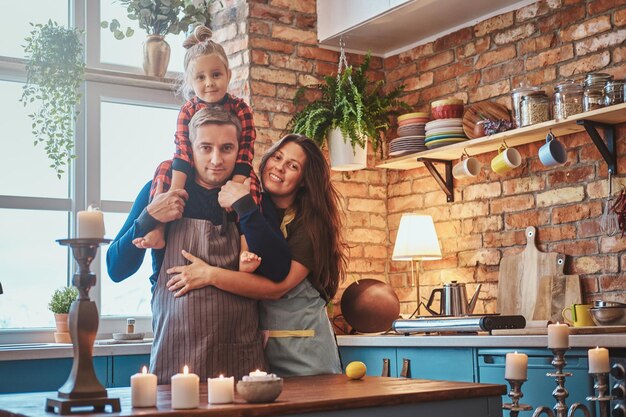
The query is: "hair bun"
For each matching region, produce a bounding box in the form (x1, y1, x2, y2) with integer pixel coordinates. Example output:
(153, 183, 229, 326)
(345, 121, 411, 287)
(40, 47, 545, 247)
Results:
(183, 25, 213, 49)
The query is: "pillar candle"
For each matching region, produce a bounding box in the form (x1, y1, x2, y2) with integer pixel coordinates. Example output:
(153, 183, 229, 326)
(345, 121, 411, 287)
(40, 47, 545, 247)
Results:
(588, 347, 610, 373)
(547, 322, 569, 348)
(208, 374, 234, 404)
(131, 366, 157, 408)
(171, 366, 199, 409)
(504, 351, 528, 380)
(77, 206, 105, 238)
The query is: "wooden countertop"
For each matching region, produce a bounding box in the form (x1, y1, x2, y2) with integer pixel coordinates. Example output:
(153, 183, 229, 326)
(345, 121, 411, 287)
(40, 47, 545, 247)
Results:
(0, 375, 506, 417)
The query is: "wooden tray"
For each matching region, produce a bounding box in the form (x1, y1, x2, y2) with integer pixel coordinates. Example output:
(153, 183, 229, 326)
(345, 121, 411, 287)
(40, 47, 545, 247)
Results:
(492, 326, 626, 335)
(462, 101, 511, 139)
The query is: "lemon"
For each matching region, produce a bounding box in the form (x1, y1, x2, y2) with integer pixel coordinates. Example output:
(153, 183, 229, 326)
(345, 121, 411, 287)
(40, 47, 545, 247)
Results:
(345, 361, 367, 379)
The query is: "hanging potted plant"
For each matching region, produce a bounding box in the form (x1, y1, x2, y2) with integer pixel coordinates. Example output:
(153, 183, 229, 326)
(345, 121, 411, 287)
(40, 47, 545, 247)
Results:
(289, 52, 408, 171)
(21, 20, 85, 179)
(48, 286, 78, 343)
(101, 0, 217, 77)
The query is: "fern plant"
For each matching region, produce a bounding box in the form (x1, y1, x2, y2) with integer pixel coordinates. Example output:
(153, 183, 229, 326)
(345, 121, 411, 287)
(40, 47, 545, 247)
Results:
(289, 53, 408, 152)
(21, 20, 85, 179)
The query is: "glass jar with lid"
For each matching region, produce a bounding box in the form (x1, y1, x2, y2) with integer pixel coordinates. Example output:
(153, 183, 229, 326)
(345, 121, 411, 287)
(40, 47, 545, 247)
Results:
(583, 81, 606, 111)
(553, 80, 583, 121)
(520, 90, 550, 126)
(511, 86, 540, 128)
(605, 79, 625, 106)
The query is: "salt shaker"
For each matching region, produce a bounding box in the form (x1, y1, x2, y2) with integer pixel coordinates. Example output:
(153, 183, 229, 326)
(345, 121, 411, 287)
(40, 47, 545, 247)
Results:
(127, 318, 135, 334)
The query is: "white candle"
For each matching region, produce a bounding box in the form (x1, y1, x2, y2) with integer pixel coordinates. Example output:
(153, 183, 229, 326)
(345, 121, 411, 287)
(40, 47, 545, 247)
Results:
(548, 322, 569, 348)
(131, 366, 157, 408)
(504, 351, 528, 380)
(249, 369, 267, 378)
(171, 366, 199, 409)
(77, 205, 105, 238)
(208, 374, 234, 404)
(588, 347, 610, 373)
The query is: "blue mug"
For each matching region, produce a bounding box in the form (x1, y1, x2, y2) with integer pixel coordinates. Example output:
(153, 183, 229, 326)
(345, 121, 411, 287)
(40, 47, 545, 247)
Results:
(539, 132, 566, 167)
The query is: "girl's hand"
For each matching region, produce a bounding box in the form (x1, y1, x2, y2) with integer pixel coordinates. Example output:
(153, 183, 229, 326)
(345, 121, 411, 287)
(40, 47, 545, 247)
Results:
(218, 178, 252, 210)
(239, 250, 261, 273)
(166, 250, 213, 297)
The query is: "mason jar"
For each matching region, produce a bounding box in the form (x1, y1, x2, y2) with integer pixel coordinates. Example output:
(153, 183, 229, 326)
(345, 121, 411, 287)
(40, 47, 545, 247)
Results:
(511, 86, 540, 128)
(583, 81, 606, 112)
(605, 79, 625, 106)
(553, 80, 583, 121)
(520, 91, 550, 126)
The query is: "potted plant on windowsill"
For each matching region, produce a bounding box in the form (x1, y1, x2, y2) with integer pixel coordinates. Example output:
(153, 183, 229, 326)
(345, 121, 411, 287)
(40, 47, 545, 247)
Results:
(49, 286, 78, 343)
(289, 53, 408, 171)
(101, 0, 217, 77)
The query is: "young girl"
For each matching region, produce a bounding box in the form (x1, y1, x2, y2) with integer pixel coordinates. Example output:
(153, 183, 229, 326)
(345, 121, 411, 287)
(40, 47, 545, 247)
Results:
(134, 25, 261, 249)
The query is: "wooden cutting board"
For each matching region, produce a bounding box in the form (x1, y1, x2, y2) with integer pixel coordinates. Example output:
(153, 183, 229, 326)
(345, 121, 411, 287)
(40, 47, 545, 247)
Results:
(533, 270, 582, 322)
(462, 101, 512, 139)
(497, 226, 566, 321)
(492, 326, 626, 335)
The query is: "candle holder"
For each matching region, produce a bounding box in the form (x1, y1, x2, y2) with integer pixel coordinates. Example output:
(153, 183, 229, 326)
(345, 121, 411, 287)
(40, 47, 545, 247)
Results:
(586, 372, 614, 417)
(502, 378, 532, 417)
(531, 348, 590, 417)
(45, 238, 121, 415)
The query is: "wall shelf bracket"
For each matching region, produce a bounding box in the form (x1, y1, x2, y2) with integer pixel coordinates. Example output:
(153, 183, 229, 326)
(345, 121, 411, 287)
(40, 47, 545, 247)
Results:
(576, 119, 617, 174)
(417, 158, 454, 202)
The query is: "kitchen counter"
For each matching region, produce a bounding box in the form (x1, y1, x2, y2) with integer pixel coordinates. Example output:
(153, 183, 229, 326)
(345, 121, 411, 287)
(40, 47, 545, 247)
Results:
(0, 341, 152, 361)
(0, 375, 505, 417)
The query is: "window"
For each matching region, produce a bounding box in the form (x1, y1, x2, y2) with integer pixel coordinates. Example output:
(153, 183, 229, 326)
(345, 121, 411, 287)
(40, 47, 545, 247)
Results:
(0, 1, 183, 338)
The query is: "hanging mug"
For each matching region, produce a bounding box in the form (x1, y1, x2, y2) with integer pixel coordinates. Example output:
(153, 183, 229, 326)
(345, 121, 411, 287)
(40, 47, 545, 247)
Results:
(491, 144, 522, 174)
(539, 131, 567, 167)
(453, 155, 481, 179)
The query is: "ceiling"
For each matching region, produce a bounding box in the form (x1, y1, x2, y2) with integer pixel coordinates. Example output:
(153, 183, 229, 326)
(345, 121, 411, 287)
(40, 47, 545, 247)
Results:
(318, 0, 537, 57)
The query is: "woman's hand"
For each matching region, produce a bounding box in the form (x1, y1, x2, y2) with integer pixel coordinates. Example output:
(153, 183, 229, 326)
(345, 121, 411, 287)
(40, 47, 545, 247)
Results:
(218, 178, 251, 210)
(166, 250, 214, 297)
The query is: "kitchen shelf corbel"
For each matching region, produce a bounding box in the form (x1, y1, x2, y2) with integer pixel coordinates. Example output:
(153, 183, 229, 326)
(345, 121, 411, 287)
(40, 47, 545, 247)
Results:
(418, 158, 454, 202)
(576, 119, 617, 174)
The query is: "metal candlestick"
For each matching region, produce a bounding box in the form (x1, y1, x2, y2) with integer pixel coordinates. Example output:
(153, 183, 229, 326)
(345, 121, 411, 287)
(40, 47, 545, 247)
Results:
(502, 378, 532, 417)
(532, 348, 590, 417)
(586, 372, 613, 417)
(45, 238, 121, 415)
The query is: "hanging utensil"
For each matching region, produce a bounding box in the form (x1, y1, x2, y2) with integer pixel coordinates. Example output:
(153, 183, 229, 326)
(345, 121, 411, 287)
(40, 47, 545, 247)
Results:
(600, 171, 620, 237)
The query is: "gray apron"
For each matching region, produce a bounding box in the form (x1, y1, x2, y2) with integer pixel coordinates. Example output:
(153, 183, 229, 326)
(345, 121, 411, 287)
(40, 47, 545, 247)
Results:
(261, 279, 341, 377)
(150, 217, 266, 383)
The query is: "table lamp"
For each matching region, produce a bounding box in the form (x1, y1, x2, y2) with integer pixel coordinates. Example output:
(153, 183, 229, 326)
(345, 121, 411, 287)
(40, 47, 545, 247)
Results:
(392, 214, 442, 316)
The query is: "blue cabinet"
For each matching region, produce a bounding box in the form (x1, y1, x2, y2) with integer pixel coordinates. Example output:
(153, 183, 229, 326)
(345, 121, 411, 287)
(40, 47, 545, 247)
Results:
(397, 347, 476, 382)
(477, 348, 594, 417)
(339, 346, 398, 377)
(110, 354, 151, 387)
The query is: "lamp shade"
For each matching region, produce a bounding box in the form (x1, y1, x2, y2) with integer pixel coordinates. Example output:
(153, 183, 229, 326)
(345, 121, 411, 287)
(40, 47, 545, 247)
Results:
(392, 214, 442, 261)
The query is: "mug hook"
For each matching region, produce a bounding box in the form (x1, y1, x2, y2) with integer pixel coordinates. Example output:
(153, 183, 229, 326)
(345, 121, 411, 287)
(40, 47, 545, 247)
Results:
(546, 129, 555, 143)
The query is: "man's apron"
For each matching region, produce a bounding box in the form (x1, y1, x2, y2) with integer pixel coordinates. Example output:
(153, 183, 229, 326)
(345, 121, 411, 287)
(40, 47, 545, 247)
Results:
(149, 217, 267, 383)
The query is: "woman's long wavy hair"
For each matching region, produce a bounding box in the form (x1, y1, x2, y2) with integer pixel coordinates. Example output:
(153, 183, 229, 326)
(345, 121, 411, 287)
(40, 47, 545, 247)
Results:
(259, 134, 348, 300)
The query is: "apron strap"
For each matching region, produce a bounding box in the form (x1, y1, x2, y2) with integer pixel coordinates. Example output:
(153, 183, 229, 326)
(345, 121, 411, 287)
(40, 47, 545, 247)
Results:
(267, 330, 315, 338)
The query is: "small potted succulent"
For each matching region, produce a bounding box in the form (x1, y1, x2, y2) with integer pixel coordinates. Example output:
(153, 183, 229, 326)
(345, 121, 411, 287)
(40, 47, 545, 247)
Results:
(48, 286, 78, 343)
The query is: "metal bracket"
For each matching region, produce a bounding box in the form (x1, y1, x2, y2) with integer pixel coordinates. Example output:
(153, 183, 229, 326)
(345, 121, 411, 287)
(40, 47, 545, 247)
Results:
(418, 158, 454, 202)
(576, 119, 617, 174)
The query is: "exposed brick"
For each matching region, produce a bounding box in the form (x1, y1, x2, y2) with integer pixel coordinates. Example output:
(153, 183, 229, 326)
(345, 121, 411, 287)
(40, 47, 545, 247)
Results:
(387, 64, 418, 83)
(253, 111, 270, 128)
(250, 80, 276, 97)
(469, 80, 510, 102)
(573, 255, 619, 274)
(271, 25, 317, 44)
(476, 46, 517, 70)
(537, 186, 585, 207)
(463, 182, 502, 201)
(345, 228, 387, 244)
(457, 37, 491, 59)
(462, 216, 503, 234)
(363, 245, 390, 259)
(617, 8, 626, 26)
(512, 67, 557, 89)
(519, 33, 558, 55)
(458, 249, 501, 267)
(449, 201, 490, 220)
(250, 3, 293, 24)
(587, 0, 619, 15)
(525, 45, 574, 71)
(516, 2, 551, 22)
(600, 236, 626, 253)
(295, 13, 316, 30)
(418, 79, 457, 103)
(249, 20, 271, 36)
(482, 60, 524, 84)
(560, 15, 612, 42)
(399, 43, 435, 64)
(269, 53, 314, 72)
(615, 45, 626, 63)
(250, 66, 296, 85)
(484, 230, 526, 248)
(249, 37, 294, 54)
(494, 23, 536, 45)
(270, 0, 315, 13)
(435, 220, 463, 238)
(418, 50, 455, 72)
(504, 210, 550, 229)
(547, 166, 596, 187)
(575, 29, 626, 56)
(537, 224, 577, 242)
(251, 96, 295, 113)
(404, 72, 435, 91)
(251, 49, 269, 65)
(559, 51, 611, 77)
(434, 59, 474, 83)
(550, 239, 599, 256)
(490, 194, 536, 214)
(503, 176, 546, 194)
(599, 275, 626, 292)
(434, 27, 473, 52)
(474, 12, 514, 37)
(458, 72, 481, 91)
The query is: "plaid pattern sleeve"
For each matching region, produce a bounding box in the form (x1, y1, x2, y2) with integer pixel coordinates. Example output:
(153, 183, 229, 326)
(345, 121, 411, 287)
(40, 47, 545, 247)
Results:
(149, 160, 174, 199)
(173, 99, 197, 169)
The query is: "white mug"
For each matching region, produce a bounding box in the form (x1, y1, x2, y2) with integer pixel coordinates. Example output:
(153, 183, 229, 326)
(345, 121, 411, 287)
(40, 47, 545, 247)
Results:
(452, 157, 481, 179)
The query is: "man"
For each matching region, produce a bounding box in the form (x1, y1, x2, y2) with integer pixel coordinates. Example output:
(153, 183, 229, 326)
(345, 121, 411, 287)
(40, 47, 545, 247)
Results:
(107, 106, 289, 382)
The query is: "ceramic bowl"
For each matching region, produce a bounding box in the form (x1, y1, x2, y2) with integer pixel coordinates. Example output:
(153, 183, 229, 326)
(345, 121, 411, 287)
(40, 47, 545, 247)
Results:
(431, 100, 464, 119)
(590, 306, 626, 326)
(236, 379, 283, 403)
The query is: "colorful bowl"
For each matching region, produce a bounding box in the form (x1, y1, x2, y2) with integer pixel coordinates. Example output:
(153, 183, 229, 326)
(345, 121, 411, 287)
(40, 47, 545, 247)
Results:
(431, 99, 464, 120)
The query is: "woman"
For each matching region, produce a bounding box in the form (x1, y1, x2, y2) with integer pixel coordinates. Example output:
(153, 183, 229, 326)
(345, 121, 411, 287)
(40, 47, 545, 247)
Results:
(166, 134, 348, 376)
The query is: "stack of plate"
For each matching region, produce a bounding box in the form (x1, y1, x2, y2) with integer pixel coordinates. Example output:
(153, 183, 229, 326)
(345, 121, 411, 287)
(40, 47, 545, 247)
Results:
(389, 112, 429, 156)
(424, 118, 468, 149)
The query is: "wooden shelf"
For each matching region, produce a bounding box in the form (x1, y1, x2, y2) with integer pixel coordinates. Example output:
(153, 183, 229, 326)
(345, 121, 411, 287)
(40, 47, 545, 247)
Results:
(377, 102, 626, 170)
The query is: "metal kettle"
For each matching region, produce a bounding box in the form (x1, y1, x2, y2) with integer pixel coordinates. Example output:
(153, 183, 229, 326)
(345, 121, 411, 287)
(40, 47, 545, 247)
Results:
(425, 281, 482, 316)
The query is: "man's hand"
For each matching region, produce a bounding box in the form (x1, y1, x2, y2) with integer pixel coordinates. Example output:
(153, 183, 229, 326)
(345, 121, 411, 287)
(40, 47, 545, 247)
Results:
(147, 181, 188, 223)
(166, 250, 212, 297)
(218, 178, 252, 210)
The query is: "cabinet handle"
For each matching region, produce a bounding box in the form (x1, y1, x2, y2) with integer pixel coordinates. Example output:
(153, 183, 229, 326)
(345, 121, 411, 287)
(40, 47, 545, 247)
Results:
(400, 358, 411, 378)
(381, 358, 390, 377)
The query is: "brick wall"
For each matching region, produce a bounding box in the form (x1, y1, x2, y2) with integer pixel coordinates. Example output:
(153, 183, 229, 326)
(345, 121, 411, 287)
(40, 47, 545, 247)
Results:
(238, 0, 626, 327)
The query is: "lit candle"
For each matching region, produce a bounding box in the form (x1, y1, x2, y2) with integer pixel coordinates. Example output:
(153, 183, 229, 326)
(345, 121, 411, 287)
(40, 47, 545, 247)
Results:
(171, 365, 199, 409)
(548, 322, 569, 348)
(588, 347, 610, 373)
(208, 374, 234, 404)
(249, 369, 267, 378)
(504, 351, 528, 380)
(77, 205, 105, 238)
(130, 366, 157, 408)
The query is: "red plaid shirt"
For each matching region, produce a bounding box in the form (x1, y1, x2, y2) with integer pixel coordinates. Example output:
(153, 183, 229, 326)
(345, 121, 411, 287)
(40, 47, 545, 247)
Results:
(151, 94, 261, 205)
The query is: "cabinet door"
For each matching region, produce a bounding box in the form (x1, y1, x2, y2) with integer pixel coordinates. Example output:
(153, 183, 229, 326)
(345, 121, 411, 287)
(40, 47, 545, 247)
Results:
(478, 348, 593, 416)
(0, 357, 108, 393)
(397, 347, 477, 382)
(110, 354, 151, 387)
(339, 346, 398, 377)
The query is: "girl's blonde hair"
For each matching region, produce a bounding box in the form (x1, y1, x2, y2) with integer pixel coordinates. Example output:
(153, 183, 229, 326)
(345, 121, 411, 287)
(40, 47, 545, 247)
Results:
(179, 25, 230, 100)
